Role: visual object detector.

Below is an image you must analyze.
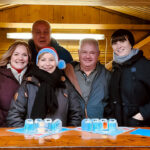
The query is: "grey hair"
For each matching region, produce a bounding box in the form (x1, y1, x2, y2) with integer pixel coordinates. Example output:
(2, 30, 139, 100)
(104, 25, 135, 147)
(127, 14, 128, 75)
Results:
(79, 38, 99, 52)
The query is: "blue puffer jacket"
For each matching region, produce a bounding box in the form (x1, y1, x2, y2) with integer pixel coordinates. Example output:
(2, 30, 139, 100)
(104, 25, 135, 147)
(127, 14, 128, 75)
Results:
(65, 62, 110, 119)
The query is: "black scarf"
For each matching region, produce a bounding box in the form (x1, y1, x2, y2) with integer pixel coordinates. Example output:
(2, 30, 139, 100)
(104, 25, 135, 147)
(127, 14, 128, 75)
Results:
(28, 65, 66, 119)
(110, 51, 143, 125)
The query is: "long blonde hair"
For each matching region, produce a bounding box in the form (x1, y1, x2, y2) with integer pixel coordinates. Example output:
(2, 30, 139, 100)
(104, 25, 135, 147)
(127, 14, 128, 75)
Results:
(0, 41, 32, 67)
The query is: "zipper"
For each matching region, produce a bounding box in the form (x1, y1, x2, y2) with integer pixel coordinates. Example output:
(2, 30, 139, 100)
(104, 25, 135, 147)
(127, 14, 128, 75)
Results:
(65, 76, 89, 118)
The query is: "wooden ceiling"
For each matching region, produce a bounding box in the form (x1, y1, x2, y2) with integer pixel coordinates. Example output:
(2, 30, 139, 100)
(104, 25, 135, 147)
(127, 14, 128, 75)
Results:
(103, 6, 150, 21)
(0, 0, 150, 6)
(0, 0, 150, 64)
(0, 0, 150, 21)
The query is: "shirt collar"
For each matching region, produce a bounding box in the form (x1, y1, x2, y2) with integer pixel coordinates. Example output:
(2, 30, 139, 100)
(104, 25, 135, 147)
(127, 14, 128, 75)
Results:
(74, 63, 98, 74)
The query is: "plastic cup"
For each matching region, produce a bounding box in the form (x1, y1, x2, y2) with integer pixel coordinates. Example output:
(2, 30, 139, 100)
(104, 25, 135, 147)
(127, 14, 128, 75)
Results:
(34, 118, 43, 132)
(24, 119, 34, 134)
(44, 118, 52, 131)
(108, 119, 118, 131)
(81, 119, 92, 132)
(92, 118, 101, 132)
(100, 119, 108, 131)
(52, 119, 62, 133)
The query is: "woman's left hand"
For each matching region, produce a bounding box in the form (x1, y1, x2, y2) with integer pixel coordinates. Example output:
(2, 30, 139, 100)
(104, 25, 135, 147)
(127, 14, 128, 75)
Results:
(132, 113, 144, 121)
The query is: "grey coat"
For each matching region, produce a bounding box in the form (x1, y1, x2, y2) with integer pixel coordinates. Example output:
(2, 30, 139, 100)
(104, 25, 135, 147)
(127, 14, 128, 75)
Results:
(65, 62, 111, 119)
(7, 76, 82, 127)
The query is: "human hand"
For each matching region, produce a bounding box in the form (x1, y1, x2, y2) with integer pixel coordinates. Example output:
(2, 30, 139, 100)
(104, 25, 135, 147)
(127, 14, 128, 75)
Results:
(132, 113, 144, 121)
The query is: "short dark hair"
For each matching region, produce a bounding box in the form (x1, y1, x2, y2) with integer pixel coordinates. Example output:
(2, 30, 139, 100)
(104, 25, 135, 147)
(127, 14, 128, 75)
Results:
(111, 29, 135, 47)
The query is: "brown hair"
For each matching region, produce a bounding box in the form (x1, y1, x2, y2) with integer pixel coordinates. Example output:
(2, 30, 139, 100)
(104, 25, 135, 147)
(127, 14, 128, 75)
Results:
(0, 41, 32, 67)
(32, 20, 51, 32)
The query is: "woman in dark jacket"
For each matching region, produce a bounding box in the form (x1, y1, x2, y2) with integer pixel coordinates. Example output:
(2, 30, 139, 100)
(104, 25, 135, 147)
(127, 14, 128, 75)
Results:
(7, 47, 81, 127)
(109, 29, 150, 127)
(0, 41, 31, 127)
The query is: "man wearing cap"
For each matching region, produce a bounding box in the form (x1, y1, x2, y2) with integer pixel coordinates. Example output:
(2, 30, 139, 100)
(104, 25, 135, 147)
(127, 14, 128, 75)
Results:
(65, 38, 110, 119)
(28, 20, 73, 64)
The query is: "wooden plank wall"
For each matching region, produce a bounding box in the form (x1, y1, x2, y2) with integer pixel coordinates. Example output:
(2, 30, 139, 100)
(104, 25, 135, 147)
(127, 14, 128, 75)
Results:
(0, 5, 149, 64)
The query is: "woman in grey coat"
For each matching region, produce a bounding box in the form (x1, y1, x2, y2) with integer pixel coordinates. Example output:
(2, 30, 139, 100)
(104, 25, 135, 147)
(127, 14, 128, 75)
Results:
(7, 47, 81, 127)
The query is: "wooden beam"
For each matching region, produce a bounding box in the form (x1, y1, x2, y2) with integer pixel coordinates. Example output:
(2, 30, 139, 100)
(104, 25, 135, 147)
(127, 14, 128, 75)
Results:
(134, 36, 150, 49)
(0, 0, 150, 6)
(0, 23, 32, 29)
(1, 23, 150, 30)
(0, 4, 20, 10)
(52, 24, 150, 30)
(105, 60, 113, 71)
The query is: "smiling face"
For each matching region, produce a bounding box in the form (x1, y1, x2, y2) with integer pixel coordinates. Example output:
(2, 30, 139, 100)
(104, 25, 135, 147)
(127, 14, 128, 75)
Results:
(112, 37, 132, 57)
(37, 52, 57, 73)
(79, 42, 99, 71)
(10, 45, 29, 70)
(32, 21, 51, 50)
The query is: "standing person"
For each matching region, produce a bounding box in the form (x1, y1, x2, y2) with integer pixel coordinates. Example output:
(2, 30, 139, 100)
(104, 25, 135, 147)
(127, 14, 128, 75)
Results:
(65, 38, 110, 119)
(0, 41, 31, 127)
(109, 29, 150, 126)
(7, 47, 81, 127)
(29, 19, 73, 63)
